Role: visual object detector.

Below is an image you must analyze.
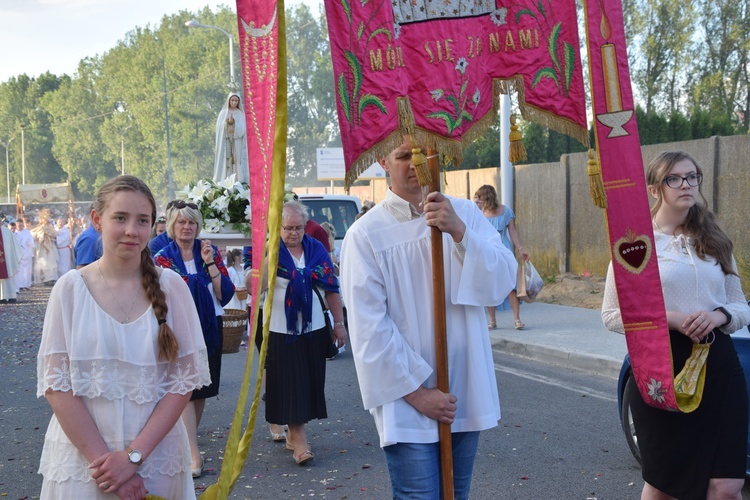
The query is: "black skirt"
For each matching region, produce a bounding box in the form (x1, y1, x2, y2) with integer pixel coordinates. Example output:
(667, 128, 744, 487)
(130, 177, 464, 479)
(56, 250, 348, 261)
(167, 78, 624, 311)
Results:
(265, 327, 329, 425)
(192, 316, 223, 400)
(629, 329, 748, 499)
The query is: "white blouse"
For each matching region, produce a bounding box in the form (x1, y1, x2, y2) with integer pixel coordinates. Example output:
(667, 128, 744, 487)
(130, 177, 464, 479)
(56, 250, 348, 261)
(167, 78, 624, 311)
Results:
(602, 230, 750, 334)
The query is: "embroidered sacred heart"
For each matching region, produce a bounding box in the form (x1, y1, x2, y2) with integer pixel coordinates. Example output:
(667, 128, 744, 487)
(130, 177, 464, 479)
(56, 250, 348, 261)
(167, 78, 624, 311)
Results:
(613, 228, 652, 274)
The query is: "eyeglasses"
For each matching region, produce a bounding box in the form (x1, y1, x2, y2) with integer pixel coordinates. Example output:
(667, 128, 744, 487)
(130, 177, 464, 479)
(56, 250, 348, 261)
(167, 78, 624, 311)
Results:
(663, 173, 702, 189)
(167, 201, 198, 210)
(281, 225, 305, 233)
(156, 217, 166, 223)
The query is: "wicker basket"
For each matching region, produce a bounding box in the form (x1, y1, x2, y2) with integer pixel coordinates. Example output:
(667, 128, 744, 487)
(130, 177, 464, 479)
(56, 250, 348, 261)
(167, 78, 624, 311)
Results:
(235, 288, 248, 301)
(222, 308, 247, 354)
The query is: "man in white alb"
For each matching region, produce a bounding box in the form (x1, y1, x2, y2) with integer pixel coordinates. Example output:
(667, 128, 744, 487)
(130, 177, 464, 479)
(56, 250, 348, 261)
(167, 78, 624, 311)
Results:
(55, 218, 72, 277)
(341, 135, 518, 499)
(15, 218, 34, 291)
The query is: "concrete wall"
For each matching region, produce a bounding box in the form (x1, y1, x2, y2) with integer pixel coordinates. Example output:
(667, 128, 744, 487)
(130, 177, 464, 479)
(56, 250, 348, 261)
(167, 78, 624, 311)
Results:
(320, 134, 750, 283)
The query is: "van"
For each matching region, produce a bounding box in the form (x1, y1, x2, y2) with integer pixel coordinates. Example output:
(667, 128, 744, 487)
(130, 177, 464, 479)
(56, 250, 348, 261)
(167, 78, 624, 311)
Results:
(297, 194, 361, 252)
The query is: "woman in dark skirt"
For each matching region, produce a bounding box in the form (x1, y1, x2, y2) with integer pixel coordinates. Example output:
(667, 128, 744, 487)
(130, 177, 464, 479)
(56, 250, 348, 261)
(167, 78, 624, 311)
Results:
(154, 202, 234, 477)
(603, 151, 750, 500)
(265, 201, 347, 465)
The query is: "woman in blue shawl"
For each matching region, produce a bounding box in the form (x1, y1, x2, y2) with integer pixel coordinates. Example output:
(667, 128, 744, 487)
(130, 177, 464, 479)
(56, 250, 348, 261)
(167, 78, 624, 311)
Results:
(154, 202, 234, 477)
(265, 201, 346, 465)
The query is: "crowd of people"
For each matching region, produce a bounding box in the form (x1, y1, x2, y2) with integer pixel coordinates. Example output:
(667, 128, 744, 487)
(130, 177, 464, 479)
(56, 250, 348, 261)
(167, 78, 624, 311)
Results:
(0, 210, 96, 303)
(2, 141, 746, 499)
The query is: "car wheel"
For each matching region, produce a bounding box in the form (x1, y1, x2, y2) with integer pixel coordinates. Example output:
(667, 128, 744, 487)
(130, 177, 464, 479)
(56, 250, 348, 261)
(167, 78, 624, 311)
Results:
(621, 376, 642, 465)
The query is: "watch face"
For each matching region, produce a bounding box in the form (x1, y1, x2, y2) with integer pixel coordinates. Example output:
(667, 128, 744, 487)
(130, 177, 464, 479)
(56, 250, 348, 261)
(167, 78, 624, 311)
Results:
(130, 450, 142, 464)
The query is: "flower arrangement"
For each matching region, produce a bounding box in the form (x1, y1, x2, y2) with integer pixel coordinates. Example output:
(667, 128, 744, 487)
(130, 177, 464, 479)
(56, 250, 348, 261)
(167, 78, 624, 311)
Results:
(176, 174, 251, 235)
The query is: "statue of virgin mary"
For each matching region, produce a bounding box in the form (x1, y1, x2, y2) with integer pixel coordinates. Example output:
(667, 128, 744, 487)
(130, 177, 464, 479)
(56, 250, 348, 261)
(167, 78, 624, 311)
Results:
(213, 92, 249, 183)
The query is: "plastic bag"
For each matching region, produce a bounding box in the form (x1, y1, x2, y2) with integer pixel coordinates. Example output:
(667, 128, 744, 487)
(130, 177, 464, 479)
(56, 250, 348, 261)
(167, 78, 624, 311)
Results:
(517, 260, 544, 302)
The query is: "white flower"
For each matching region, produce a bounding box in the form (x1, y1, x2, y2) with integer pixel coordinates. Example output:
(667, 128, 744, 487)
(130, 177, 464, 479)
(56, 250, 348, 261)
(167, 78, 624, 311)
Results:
(217, 174, 237, 191)
(472, 88, 481, 106)
(188, 180, 211, 203)
(203, 218, 224, 233)
(455, 58, 468, 75)
(235, 185, 250, 201)
(430, 89, 444, 101)
(490, 8, 508, 26)
(210, 195, 230, 213)
(244, 204, 252, 222)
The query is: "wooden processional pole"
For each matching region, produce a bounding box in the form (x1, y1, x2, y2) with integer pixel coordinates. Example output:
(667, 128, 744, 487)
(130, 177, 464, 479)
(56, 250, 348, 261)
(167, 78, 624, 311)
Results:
(427, 148, 454, 499)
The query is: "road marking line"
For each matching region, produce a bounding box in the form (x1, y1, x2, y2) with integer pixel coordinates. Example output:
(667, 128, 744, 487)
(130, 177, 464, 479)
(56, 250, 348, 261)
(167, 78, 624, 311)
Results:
(494, 363, 617, 402)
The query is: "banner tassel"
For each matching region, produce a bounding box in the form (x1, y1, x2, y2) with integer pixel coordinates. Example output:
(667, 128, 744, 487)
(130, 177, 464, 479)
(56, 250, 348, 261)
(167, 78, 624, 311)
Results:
(411, 134, 432, 187)
(587, 148, 607, 208)
(508, 114, 527, 163)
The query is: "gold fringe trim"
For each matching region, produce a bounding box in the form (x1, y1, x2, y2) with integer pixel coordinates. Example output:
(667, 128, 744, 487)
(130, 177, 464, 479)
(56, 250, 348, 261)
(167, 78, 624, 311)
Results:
(587, 148, 607, 208)
(344, 80, 590, 188)
(508, 114, 527, 163)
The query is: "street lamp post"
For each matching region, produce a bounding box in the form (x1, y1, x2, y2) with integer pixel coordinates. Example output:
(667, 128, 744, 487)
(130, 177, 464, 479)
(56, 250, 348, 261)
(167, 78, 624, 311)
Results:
(162, 57, 174, 199)
(120, 124, 132, 176)
(2, 137, 14, 202)
(185, 19, 236, 89)
(20, 125, 25, 185)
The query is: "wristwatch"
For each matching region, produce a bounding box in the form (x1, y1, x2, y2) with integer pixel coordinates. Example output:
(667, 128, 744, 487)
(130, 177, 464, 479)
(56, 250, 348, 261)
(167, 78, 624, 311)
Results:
(714, 306, 732, 327)
(126, 446, 143, 466)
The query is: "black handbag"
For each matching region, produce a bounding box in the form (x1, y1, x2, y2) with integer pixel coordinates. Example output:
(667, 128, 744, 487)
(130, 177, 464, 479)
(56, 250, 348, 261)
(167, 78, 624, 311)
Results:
(312, 287, 339, 359)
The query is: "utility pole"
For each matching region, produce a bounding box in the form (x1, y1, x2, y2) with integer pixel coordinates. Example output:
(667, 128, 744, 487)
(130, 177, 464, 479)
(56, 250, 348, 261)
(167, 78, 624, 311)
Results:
(162, 57, 174, 199)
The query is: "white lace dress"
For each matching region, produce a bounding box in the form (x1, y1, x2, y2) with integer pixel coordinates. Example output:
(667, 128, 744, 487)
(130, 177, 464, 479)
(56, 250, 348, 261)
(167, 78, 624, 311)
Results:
(37, 269, 211, 499)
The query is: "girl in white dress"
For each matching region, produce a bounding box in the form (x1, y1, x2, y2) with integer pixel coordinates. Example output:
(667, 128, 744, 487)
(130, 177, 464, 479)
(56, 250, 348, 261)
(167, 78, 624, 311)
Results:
(37, 175, 210, 499)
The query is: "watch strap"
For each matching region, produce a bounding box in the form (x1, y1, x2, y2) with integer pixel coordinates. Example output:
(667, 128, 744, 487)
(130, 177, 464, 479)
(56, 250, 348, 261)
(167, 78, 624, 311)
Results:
(714, 306, 732, 327)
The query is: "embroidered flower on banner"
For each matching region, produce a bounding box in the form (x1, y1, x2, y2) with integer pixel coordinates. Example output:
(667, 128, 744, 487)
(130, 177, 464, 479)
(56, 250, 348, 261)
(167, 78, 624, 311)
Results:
(490, 8, 508, 26)
(455, 58, 468, 75)
(647, 378, 666, 403)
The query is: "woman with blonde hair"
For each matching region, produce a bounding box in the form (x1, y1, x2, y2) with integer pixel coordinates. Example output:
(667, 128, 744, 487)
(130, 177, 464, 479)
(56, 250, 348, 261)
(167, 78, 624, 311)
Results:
(154, 201, 234, 477)
(474, 185, 529, 329)
(37, 175, 210, 498)
(602, 151, 750, 500)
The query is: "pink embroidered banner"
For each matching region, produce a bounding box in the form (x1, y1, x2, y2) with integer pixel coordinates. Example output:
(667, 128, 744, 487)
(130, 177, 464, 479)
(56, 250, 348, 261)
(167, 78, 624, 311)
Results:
(583, 0, 677, 411)
(236, 0, 279, 301)
(324, 0, 589, 186)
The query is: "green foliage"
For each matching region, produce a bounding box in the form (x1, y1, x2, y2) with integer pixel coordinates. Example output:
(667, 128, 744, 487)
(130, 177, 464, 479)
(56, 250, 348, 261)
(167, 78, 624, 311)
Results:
(0, 5, 340, 200)
(519, 122, 587, 164)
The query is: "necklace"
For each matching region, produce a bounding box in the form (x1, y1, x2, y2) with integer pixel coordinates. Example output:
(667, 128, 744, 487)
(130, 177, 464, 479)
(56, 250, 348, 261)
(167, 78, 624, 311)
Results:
(97, 262, 141, 324)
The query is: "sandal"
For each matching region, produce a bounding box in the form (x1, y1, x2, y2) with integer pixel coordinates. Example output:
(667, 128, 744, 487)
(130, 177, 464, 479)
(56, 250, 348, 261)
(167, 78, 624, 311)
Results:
(191, 455, 204, 478)
(514, 320, 525, 330)
(293, 450, 315, 465)
(487, 321, 497, 330)
(270, 429, 287, 442)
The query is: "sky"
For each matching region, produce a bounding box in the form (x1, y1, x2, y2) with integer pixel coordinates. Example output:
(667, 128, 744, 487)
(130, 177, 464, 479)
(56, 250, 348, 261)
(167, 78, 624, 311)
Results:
(0, 0, 320, 83)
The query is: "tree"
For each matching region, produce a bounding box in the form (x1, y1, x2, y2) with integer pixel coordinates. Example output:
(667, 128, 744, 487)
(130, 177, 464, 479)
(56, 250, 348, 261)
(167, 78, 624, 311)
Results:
(693, 0, 749, 126)
(622, 0, 696, 114)
(285, 4, 339, 185)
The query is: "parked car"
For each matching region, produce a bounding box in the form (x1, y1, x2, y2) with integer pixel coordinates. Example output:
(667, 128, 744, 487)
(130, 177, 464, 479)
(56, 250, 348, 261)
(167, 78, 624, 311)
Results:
(298, 194, 361, 253)
(617, 326, 750, 475)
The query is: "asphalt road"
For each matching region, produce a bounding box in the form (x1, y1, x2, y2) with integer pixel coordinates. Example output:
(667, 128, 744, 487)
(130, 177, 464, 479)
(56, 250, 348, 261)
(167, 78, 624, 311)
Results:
(2, 287, 746, 499)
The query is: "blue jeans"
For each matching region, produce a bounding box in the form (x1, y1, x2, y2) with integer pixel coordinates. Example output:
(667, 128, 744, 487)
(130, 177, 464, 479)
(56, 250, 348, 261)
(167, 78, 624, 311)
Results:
(383, 431, 480, 500)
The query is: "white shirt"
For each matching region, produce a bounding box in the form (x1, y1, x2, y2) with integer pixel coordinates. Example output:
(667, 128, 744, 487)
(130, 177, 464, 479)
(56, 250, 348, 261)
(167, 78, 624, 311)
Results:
(602, 230, 750, 334)
(269, 252, 326, 334)
(341, 192, 517, 447)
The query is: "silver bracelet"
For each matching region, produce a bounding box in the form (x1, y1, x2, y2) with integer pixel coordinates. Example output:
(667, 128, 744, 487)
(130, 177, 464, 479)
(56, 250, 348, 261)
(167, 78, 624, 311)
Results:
(334, 321, 345, 327)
